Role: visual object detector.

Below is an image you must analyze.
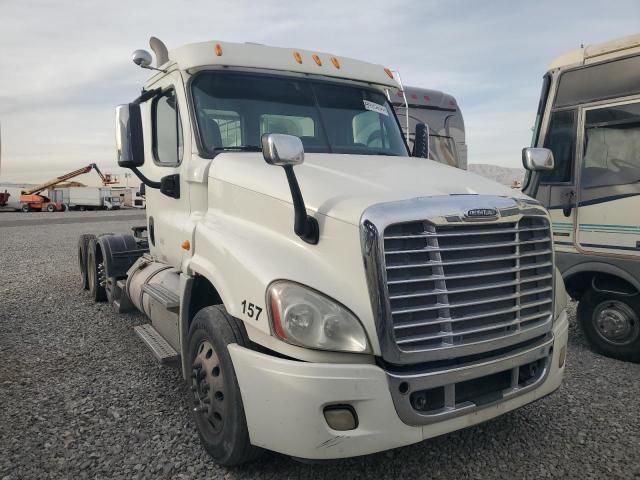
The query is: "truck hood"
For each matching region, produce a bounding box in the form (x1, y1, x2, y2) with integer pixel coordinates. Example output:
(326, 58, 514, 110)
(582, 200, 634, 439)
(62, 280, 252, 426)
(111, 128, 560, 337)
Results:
(210, 153, 526, 225)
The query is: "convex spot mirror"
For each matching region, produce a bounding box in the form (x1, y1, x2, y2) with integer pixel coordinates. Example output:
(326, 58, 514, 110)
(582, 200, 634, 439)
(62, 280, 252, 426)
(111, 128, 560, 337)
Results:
(261, 133, 304, 167)
(413, 122, 430, 159)
(522, 147, 554, 171)
(115, 104, 144, 168)
(132, 49, 153, 68)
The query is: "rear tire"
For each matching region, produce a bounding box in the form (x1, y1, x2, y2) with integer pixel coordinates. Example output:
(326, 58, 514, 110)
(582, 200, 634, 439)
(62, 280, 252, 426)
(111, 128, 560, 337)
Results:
(186, 306, 261, 466)
(578, 287, 640, 363)
(46, 204, 56, 212)
(78, 234, 96, 290)
(87, 239, 107, 302)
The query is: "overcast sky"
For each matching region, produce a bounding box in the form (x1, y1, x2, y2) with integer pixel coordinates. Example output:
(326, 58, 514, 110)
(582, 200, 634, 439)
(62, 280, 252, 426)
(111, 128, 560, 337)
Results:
(1, 0, 638, 185)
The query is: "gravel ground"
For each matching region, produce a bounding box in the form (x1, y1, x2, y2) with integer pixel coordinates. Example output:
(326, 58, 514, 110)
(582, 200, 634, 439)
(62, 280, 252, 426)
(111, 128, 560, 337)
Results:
(1, 210, 639, 479)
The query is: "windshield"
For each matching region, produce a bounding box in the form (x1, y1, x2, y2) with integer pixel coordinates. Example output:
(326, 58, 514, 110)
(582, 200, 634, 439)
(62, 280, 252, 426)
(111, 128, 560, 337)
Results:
(191, 71, 408, 157)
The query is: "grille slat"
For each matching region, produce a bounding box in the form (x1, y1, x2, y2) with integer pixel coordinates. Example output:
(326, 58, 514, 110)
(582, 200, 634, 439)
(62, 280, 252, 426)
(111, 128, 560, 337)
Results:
(387, 262, 553, 284)
(385, 237, 550, 254)
(385, 249, 553, 270)
(389, 273, 553, 300)
(384, 225, 548, 240)
(383, 217, 553, 355)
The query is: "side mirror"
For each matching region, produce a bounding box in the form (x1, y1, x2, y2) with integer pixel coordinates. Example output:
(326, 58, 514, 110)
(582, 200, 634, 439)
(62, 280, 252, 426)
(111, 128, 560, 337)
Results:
(115, 104, 145, 168)
(413, 123, 430, 159)
(261, 133, 318, 244)
(261, 133, 304, 166)
(522, 147, 554, 171)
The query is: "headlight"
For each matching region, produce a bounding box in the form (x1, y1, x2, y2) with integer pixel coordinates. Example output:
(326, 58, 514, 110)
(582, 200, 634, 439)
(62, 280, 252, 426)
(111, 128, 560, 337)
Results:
(267, 281, 371, 353)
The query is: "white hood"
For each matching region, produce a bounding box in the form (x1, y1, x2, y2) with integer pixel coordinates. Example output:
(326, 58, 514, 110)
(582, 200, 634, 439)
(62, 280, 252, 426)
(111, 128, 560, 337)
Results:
(210, 153, 526, 225)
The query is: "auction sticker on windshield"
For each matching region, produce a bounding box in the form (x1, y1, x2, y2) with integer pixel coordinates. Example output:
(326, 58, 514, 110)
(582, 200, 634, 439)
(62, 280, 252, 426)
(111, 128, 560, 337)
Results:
(363, 99, 389, 116)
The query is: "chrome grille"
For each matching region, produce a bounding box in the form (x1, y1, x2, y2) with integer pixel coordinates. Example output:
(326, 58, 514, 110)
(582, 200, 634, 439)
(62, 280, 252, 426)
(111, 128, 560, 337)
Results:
(383, 217, 553, 354)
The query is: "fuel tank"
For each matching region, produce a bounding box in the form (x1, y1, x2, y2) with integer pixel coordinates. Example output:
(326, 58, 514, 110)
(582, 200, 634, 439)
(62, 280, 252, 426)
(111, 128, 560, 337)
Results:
(126, 256, 181, 350)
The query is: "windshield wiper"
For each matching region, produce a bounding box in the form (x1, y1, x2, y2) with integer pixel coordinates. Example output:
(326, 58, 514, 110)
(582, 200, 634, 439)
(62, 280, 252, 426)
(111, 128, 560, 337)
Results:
(214, 146, 262, 152)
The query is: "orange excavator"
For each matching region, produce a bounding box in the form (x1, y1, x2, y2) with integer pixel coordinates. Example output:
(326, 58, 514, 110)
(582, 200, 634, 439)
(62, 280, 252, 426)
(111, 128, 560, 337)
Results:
(19, 163, 118, 212)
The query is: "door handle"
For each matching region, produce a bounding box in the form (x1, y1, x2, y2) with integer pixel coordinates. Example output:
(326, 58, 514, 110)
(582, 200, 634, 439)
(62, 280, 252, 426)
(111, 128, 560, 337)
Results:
(562, 190, 575, 218)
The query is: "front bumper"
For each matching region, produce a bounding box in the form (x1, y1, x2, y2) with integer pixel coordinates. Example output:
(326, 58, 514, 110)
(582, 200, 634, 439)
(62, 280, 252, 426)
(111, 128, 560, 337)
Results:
(230, 310, 568, 460)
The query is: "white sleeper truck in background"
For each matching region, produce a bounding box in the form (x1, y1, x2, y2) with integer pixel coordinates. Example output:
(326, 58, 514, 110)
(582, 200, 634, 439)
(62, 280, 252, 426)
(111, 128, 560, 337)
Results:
(77, 37, 569, 465)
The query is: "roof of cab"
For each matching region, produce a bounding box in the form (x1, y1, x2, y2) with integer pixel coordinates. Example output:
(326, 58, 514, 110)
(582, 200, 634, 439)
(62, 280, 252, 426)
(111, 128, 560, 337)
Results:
(549, 33, 640, 70)
(161, 40, 399, 88)
(391, 86, 458, 111)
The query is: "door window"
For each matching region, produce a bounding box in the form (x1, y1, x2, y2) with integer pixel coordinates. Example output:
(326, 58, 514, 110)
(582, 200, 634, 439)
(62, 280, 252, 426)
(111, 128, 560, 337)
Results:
(152, 89, 184, 165)
(582, 102, 640, 189)
(541, 109, 576, 183)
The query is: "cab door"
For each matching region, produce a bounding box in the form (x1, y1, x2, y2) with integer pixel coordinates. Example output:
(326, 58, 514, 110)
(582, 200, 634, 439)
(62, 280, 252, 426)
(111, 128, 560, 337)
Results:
(537, 108, 579, 248)
(575, 99, 640, 257)
(142, 71, 192, 269)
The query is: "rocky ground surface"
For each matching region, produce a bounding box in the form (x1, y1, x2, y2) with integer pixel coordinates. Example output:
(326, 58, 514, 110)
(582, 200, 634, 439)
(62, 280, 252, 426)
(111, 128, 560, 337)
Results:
(1, 210, 639, 479)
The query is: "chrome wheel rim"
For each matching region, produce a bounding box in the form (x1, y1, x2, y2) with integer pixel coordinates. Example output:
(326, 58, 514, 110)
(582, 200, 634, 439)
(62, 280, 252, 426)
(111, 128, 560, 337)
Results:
(592, 300, 639, 346)
(191, 340, 225, 434)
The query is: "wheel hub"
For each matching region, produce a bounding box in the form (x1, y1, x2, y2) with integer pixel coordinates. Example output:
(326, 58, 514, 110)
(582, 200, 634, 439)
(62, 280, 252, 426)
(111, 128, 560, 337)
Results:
(593, 300, 639, 346)
(191, 340, 225, 433)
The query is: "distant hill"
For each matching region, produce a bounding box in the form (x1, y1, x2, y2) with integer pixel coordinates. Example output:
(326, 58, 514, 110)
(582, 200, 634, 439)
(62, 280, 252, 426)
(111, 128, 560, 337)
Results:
(468, 164, 524, 187)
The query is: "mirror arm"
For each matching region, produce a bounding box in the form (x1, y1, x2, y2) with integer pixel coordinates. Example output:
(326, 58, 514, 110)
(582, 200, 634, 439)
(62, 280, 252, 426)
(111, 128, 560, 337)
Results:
(130, 166, 161, 189)
(283, 165, 319, 245)
(523, 171, 541, 198)
(132, 88, 162, 106)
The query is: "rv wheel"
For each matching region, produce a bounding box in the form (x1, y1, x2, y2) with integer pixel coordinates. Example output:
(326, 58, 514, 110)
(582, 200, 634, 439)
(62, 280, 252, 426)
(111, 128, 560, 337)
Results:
(578, 287, 640, 363)
(186, 306, 261, 465)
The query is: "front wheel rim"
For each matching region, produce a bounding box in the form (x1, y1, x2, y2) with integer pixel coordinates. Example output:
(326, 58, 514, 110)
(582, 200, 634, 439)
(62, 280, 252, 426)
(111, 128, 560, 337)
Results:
(592, 299, 640, 346)
(191, 340, 226, 435)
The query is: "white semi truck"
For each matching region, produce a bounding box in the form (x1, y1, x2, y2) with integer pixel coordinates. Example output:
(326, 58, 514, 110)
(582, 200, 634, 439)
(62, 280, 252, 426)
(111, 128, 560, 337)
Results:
(78, 38, 568, 465)
(524, 33, 640, 363)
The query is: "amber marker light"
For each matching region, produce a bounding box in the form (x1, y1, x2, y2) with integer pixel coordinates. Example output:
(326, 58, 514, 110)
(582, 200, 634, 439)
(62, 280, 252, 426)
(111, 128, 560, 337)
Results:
(181, 240, 191, 251)
(214, 44, 223, 56)
(293, 51, 303, 64)
(331, 56, 340, 69)
(384, 67, 394, 79)
(312, 54, 322, 66)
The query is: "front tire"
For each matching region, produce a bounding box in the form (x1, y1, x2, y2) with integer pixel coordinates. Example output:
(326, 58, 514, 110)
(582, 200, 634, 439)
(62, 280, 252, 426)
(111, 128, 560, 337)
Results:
(46, 204, 56, 212)
(578, 287, 640, 363)
(21, 204, 30, 212)
(186, 306, 261, 465)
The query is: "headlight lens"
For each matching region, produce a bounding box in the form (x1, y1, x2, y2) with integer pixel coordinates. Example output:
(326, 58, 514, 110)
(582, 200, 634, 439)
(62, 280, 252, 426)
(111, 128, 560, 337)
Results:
(268, 281, 370, 353)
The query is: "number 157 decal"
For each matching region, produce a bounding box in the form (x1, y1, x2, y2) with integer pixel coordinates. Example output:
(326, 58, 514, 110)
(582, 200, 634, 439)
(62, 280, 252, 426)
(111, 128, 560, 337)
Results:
(241, 300, 262, 320)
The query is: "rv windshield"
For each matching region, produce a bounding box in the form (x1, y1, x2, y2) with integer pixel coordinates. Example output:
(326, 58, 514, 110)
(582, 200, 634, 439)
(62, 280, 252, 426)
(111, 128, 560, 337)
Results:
(191, 71, 408, 157)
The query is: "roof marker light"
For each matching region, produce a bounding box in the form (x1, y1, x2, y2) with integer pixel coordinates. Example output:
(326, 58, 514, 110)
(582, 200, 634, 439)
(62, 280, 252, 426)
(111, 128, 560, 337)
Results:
(293, 51, 303, 64)
(384, 67, 394, 79)
(331, 57, 341, 69)
(312, 54, 322, 66)
(423, 95, 430, 101)
(214, 44, 223, 56)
